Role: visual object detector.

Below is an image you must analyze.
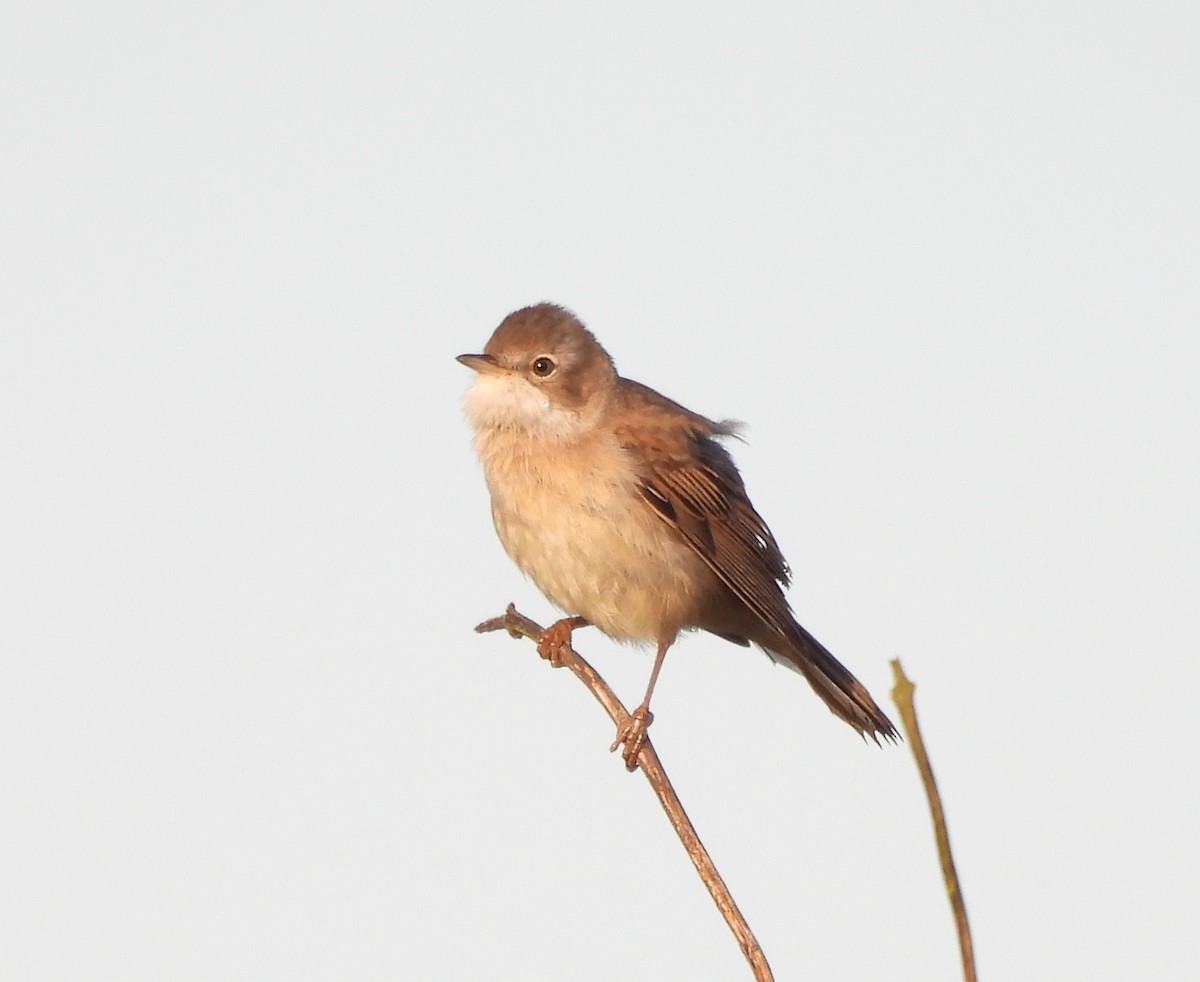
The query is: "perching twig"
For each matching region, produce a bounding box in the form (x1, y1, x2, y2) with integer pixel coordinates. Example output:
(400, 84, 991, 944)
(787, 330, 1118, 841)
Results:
(474, 603, 773, 982)
(890, 659, 976, 982)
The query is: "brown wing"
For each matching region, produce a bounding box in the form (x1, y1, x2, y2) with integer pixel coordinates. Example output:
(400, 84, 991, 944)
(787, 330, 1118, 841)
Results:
(640, 436, 799, 642)
(613, 380, 796, 641)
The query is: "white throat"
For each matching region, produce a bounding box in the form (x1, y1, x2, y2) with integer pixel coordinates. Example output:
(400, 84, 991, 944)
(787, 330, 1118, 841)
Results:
(463, 372, 588, 442)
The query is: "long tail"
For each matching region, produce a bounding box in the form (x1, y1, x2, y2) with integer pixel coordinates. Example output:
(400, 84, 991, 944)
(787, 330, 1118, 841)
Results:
(767, 622, 899, 743)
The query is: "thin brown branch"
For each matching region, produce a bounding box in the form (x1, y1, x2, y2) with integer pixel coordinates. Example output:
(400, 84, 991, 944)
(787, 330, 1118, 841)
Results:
(474, 603, 774, 982)
(890, 659, 976, 982)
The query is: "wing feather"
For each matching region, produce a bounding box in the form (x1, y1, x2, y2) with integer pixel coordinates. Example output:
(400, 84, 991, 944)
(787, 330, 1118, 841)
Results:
(634, 430, 797, 642)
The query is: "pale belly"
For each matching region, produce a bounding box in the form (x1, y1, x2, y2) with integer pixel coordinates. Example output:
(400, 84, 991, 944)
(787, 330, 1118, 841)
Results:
(479, 434, 711, 642)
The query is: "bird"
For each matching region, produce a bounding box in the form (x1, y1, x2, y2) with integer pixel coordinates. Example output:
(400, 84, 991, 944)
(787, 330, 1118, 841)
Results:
(457, 302, 897, 769)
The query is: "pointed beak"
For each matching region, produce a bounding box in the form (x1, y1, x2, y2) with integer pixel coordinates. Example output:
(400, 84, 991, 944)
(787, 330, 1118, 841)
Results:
(456, 352, 506, 376)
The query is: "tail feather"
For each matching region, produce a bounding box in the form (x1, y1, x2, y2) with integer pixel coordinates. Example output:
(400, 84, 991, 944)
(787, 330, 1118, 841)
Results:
(765, 623, 898, 743)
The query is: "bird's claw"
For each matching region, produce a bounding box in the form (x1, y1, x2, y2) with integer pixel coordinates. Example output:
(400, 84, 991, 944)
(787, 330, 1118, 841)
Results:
(535, 619, 571, 667)
(610, 705, 654, 771)
(536, 618, 582, 667)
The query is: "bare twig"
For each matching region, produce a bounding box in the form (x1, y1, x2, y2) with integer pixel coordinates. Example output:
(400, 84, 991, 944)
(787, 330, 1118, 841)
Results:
(475, 603, 774, 982)
(890, 659, 976, 982)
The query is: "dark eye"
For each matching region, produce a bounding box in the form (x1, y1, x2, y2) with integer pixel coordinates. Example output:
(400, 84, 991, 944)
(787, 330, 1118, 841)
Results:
(531, 356, 556, 377)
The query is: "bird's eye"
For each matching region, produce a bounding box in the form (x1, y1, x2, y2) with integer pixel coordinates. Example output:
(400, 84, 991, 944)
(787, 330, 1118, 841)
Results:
(531, 356, 556, 377)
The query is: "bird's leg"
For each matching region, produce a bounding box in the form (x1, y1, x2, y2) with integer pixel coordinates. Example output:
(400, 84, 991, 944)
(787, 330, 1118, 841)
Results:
(536, 616, 590, 667)
(611, 637, 672, 771)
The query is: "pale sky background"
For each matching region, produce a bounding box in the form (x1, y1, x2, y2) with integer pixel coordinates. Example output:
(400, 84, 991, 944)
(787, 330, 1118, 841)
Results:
(3, 3, 1198, 980)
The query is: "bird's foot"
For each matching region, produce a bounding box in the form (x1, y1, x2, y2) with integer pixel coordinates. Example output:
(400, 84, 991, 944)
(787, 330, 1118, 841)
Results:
(535, 616, 588, 667)
(610, 704, 654, 771)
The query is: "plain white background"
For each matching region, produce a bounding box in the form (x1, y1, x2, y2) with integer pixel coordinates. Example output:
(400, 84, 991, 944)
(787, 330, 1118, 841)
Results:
(3, 3, 1197, 979)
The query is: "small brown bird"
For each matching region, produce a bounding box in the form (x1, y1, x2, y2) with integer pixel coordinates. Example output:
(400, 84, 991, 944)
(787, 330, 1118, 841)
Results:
(458, 303, 897, 768)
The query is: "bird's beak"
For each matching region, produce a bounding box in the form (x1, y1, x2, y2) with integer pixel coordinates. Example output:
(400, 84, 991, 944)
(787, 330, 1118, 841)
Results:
(456, 353, 506, 376)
